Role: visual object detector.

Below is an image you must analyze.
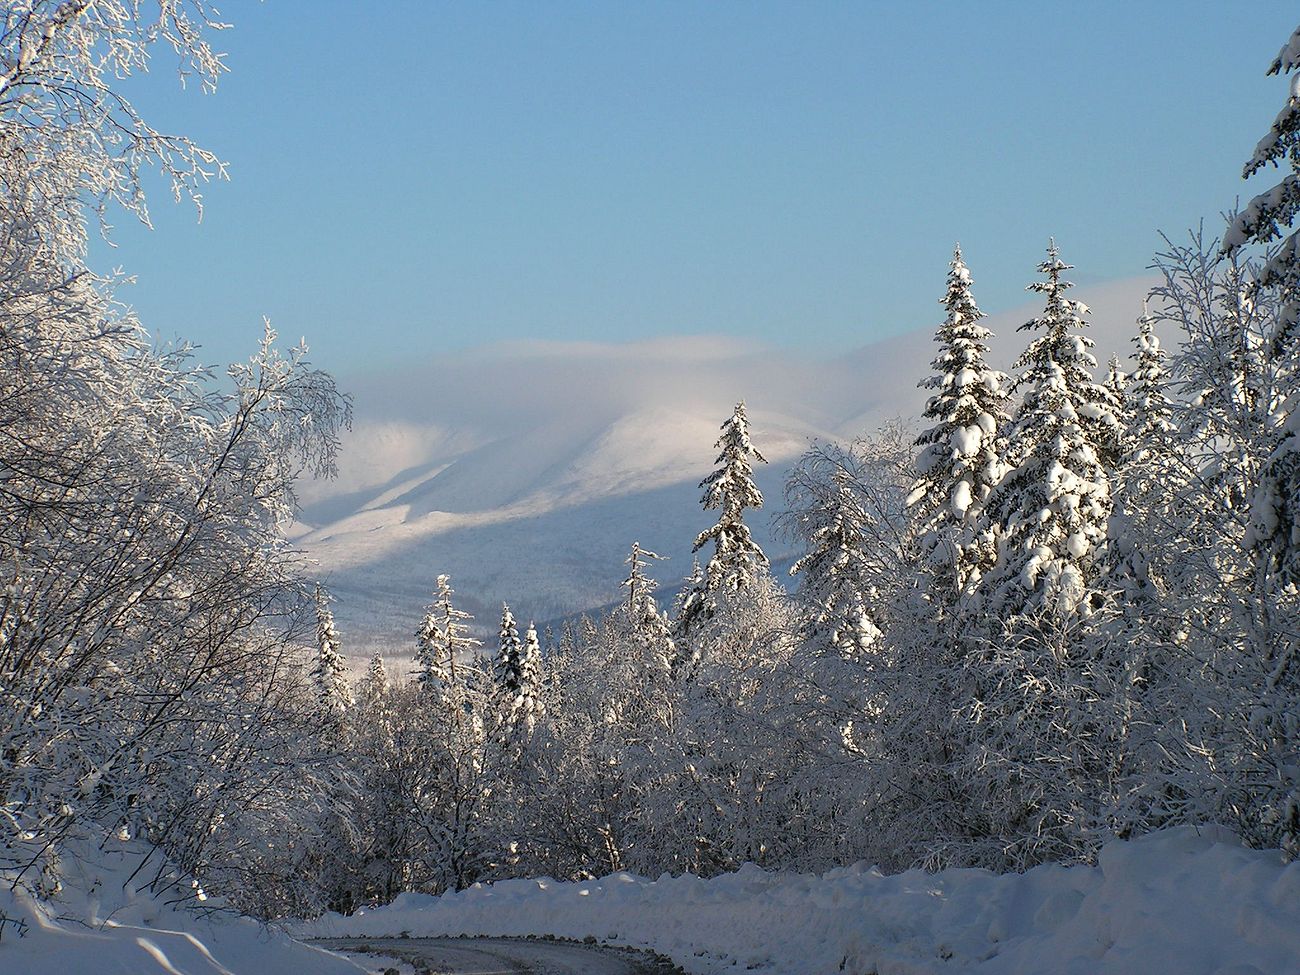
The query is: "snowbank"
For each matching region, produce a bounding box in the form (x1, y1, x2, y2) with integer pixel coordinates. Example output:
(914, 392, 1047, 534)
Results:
(0, 840, 363, 975)
(296, 827, 1300, 975)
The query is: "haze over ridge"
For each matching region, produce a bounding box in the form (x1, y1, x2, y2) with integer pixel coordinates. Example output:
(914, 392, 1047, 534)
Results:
(297, 274, 1157, 660)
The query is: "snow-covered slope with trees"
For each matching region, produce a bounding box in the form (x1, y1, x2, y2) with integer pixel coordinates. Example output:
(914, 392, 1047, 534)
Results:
(296, 279, 1153, 660)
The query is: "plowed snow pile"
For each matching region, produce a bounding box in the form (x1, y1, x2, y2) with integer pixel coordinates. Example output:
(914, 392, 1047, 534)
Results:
(299, 827, 1300, 975)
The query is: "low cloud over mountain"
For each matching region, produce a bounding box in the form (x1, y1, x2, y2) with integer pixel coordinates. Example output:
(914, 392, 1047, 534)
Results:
(297, 276, 1156, 660)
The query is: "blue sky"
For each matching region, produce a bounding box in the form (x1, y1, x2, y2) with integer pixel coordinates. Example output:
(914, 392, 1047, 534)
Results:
(94, 2, 1298, 374)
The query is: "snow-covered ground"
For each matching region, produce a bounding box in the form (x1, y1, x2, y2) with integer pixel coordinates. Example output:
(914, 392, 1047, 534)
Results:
(296, 827, 1300, 975)
(0, 839, 363, 975)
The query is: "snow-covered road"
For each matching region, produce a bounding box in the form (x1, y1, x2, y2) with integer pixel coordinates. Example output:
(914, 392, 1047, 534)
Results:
(313, 936, 681, 975)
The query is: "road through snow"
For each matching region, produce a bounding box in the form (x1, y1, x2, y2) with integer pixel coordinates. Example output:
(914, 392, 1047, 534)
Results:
(312, 936, 681, 975)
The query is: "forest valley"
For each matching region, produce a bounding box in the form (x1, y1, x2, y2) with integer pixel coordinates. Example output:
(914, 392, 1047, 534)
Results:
(3, 0, 1300, 948)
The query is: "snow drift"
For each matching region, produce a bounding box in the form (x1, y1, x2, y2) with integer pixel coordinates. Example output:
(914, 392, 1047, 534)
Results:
(0, 839, 362, 975)
(296, 827, 1300, 975)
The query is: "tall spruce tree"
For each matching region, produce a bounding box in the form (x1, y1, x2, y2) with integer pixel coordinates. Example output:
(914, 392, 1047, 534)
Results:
(518, 623, 547, 733)
(979, 243, 1122, 617)
(909, 245, 1010, 596)
(312, 586, 354, 719)
(789, 466, 881, 660)
(1225, 24, 1300, 345)
(1223, 24, 1300, 586)
(621, 542, 676, 675)
(1102, 315, 1178, 601)
(414, 575, 482, 693)
(496, 604, 525, 697)
(358, 652, 390, 708)
(675, 401, 770, 640)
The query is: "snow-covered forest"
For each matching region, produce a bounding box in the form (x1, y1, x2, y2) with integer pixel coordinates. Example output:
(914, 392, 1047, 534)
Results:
(3, 4, 1300, 973)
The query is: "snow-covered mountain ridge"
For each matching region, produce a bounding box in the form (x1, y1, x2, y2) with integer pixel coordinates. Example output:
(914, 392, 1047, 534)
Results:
(296, 277, 1154, 661)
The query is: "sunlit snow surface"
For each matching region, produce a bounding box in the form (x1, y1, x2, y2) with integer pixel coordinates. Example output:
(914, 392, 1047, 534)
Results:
(297, 827, 1300, 975)
(0, 838, 363, 975)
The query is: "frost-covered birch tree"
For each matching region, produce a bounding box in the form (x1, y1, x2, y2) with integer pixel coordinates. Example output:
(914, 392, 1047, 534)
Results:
(0, 0, 353, 910)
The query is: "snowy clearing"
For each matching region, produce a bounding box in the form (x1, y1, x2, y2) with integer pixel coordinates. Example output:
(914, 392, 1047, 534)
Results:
(297, 828, 1300, 975)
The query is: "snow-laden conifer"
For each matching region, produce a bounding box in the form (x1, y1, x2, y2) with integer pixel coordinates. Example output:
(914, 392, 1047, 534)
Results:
(1102, 315, 1178, 600)
(1129, 315, 1178, 447)
(675, 401, 769, 640)
(621, 542, 676, 674)
(312, 586, 354, 719)
(1105, 355, 1129, 419)
(788, 466, 881, 660)
(908, 245, 1010, 595)
(1224, 23, 1300, 346)
(672, 556, 705, 622)
(496, 604, 525, 697)
(358, 652, 390, 708)
(414, 575, 482, 692)
(979, 243, 1122, 617)
(518, 623, 547, 733)
(1222, 24, 1300, 587)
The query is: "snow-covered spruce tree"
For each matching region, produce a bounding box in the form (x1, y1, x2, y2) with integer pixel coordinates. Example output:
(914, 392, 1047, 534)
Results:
(1077, 310, 1194, 847)
(674, 401, 770, 658)
(511, 611, 645, 879)
(620, 542, 676, 676)
(495, 603, 525, 698)
(908, 245, 1010, 598)
(1100, 315, 1179, 603)
(513, 543, 678, 880)
(1105, 354, 1129, 404)
(358, 652, 390, 708)
(302, 584, 361, 913)
(1226, 24, 1300, 345)
(395, 585, 515, 893)
(1128, 316, 1178, 452)
(787, 461, 881, 662)
(1223, 24, 1300, 589)
(623, 541, 662, 613)
(785, 427, 1005, 871)
(658, 563, 805, 875)
(671, 556, 706, 627)
(948, 244, 1126, 869)
(413, 574, 481, 694)
(979, 243, 1122, 618)
(517, 623, 546, 734)
(344, 655, 410, 905)
(312, 586, 354, 723)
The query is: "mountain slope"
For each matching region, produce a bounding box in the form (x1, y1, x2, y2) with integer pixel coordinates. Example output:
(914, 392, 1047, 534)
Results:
(296, 277, 1153, 662)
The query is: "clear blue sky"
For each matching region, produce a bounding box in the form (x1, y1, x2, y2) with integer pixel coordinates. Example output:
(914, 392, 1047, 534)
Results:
(93, 1, 1299, 374)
